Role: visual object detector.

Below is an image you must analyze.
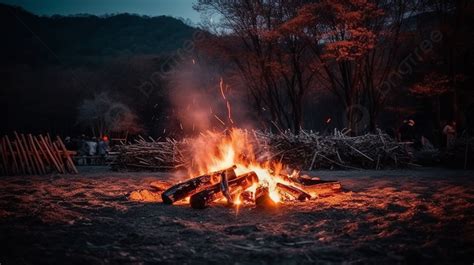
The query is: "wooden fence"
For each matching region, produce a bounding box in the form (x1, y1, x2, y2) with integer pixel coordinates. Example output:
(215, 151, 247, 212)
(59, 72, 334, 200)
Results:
(0, 133, 78, 176)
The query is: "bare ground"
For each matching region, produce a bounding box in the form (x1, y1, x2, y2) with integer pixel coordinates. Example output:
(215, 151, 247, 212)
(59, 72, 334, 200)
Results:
(0, 168, 473, 264)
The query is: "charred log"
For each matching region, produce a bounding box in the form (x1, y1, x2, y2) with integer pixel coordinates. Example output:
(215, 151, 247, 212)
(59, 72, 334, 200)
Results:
(190, 172, 258, 209)
(255, 186, 277, 208)
(220, 167, 236, 204)
(161, 166, 236, 204)
(294, 176, 342, 197)
(239, 190, 255, 204)
(276, 182, 311, 201)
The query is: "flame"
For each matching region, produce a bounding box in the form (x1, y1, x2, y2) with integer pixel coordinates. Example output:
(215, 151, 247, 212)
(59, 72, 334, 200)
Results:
(234, 196, 242, 206)
(189, 128, 290, 203)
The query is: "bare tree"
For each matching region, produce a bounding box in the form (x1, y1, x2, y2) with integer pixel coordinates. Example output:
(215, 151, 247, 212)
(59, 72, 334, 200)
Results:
(283, 0, 414, 134)
(195, 0, 319, 134)
(77, 92, 143, 137)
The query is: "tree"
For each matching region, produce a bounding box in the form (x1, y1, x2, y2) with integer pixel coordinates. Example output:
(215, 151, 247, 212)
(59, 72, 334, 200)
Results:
(284, 0, 415, 134)
(195, 0, 319, 134)
(359, 0, 418, 132)
(77, 92, 143, 137)
(418, 0, 474, 124)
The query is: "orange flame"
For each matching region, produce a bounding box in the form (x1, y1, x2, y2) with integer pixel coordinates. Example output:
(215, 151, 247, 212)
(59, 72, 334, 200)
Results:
(189, 128, 290, 202)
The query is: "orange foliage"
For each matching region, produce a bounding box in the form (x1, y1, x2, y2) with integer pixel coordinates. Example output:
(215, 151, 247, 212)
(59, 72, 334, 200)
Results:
(410, 73, 451, 96)
(282, 0, 383, 61)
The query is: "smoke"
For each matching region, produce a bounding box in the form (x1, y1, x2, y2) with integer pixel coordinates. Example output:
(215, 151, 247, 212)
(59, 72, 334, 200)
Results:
(166, 58, 252, 136)
(167, 61, 212, 133)
(164, 57, 279, 181)
(163, 57, 258, 180)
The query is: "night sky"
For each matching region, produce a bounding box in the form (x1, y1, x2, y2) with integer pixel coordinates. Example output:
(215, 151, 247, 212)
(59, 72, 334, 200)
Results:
(0, 0, 200, 22)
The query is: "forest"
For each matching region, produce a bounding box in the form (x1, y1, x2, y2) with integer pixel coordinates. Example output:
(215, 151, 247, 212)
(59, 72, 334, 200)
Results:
(1, 1, 473, 145)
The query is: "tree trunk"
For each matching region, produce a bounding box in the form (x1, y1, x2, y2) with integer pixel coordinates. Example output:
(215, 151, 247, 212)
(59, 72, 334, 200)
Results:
(433, 96, 442, 147)
(293, 95, 303, 135)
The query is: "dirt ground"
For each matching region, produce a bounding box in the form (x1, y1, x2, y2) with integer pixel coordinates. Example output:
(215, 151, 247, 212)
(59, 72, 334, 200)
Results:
(0, 167, 473, 264)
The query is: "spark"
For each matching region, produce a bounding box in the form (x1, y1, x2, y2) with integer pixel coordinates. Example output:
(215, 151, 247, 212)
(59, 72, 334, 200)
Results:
(234, 196, 242, 216)
(220, 77, 226, 100)
(227, 101, 234, 124)
(214, 114, 225, 126)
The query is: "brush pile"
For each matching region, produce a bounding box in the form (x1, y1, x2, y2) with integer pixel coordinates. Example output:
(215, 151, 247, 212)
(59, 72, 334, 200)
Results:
(112, 130, 413, 171)
(112, 136, 191, 171)
(251, 129, 413, 170)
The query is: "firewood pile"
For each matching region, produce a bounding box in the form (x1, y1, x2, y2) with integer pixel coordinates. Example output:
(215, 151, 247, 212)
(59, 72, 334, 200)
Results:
(159, 166, 341, 209)
(0, 133, 78, 176)
(251, 129, 413, 170)
(112, 136, 191, 171)
(112, 130, 413, 171)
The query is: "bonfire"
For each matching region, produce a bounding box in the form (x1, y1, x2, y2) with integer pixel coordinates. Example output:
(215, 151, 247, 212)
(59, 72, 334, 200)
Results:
(160, 129, 341, 209)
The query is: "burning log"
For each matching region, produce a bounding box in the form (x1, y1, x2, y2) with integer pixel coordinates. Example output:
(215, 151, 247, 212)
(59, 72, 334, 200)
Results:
(276, 183, 311, 201)
(161, 166, 236, 204)
(294, 175, 339, 186)
(220, 167, 236, 204)
(190, 171, 258, 209)
(276, 173, 341, 197)
(255, 186, 277, 208)
(239, 190, 255, 204)
(293, 176, 342, 197)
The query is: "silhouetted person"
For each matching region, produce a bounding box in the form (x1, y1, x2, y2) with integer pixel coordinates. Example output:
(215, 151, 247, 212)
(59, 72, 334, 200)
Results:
(64, 137, 72, 150)
(97, 136, 109, 164)
(399, 119, 416, 142)
(77, 135, 89, 165)
(443, 121, 457, 149)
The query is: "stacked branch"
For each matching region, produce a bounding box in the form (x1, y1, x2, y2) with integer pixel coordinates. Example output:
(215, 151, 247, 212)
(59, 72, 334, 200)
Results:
(0, 133, 78, 176)
(112, 137, 191, 171)
(251, 129, 413, 170)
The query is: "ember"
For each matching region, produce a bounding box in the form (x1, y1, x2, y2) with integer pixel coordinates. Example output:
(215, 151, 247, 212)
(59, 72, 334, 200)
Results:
(162, 129, 341, 209)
